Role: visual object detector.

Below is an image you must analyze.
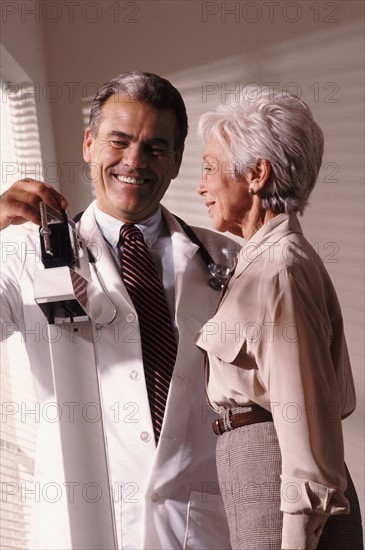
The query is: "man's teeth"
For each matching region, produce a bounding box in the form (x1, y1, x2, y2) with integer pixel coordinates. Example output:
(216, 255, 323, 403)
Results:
(115, 175, 146, 185)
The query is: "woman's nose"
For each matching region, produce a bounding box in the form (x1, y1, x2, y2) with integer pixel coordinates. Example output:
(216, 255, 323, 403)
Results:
(196, 179, 207, 196)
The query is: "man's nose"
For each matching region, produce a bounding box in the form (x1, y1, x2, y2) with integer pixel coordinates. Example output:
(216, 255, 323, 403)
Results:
(122, 144, 148, 169)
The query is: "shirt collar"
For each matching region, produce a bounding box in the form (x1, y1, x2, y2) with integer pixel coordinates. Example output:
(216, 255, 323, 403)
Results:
(94, 204, 163, 249)
(235, 212, 302, 272)
(245, 212, 302, 248)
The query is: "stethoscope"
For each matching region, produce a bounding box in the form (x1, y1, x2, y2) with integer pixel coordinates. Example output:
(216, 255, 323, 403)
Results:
(172, 215, 231, 291)
(74, 210, 231, 291)
(72, 211, 232, 328)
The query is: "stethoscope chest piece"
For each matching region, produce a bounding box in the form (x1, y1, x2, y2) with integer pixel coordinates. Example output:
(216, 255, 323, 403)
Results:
(208, 263, 231, 290)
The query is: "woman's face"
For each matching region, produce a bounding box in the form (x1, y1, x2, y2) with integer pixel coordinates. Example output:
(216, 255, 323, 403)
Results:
(197, 136, 252, 236)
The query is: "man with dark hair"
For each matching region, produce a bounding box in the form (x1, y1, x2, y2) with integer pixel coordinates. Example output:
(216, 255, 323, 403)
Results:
(89, 72, 188, 149)
(0, 72, 235, 549)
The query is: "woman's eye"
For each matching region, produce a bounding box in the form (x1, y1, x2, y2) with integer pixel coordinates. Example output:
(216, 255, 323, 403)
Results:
(203, 163, 215, 173)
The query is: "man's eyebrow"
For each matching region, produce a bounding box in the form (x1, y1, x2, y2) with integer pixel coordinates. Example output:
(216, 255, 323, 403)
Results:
(107, 131, 132, 140)
(107, 130, 170, 147)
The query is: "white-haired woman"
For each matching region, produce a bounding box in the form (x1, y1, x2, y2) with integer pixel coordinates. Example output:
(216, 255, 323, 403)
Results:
(196, 92, 363, 550)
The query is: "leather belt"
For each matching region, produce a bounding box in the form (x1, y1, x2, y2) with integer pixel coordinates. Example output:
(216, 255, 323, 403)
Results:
(213, 405, 273, 435)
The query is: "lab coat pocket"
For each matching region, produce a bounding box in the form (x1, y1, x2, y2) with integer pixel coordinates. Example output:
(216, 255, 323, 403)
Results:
(183, 490, 231, 549)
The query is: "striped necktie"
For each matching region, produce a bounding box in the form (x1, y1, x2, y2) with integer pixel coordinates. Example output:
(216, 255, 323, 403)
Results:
(120, 224, 177, 444)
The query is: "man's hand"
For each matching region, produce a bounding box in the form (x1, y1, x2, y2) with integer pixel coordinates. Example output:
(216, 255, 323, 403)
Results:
(0, 178, 68, 230)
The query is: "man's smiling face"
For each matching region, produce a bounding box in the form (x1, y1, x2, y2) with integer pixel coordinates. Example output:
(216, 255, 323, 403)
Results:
(83, 94, 183, 223)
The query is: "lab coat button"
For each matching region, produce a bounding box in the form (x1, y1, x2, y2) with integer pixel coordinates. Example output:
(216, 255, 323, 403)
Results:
(151, 492, 160, 502)
(140, 431, 151, 442)
(126, 313, 136, 323)
(130, 370, 141, 381)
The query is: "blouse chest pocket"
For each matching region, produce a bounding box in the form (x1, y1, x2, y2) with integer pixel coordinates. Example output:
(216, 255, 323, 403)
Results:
(199, 317, 263, 363)
(197, 297, 264, 367)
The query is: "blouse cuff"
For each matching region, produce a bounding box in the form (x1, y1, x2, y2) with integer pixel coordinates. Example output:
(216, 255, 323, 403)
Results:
(280, 475, 349, 549)
(280, 475, 349, 516)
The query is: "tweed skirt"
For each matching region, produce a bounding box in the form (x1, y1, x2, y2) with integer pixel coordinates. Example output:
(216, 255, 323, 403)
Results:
(216, 419, 363, 550)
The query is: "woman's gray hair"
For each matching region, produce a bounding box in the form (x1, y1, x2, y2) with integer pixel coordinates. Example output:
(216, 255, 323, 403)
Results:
(89, 72, 188, 150)
(198, 91, 324, 214)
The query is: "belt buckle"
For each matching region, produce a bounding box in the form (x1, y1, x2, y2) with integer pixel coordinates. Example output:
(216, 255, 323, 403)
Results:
(213, 418, 223, 435)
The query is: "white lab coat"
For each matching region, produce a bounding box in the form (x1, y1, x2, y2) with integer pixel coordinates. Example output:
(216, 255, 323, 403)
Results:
(0, 202, 237, 550)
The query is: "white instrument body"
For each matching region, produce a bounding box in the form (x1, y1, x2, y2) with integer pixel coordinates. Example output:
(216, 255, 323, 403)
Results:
(34, 204, 118, 549)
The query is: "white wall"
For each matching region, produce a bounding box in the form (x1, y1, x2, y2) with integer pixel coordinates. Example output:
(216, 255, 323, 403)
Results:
(1, 8, 57, 185)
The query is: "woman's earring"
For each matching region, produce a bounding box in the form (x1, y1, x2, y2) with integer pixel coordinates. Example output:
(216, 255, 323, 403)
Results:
(248, 186, 256, 195)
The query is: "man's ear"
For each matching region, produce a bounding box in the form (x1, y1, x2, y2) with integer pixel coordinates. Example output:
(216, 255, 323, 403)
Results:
(171, 145, 185, 180)
(83, 128, 94, 163)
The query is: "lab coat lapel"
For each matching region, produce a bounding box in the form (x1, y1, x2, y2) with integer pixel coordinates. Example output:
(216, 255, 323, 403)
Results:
(77, 202, 135, 314)
(161, 207, 201, 324)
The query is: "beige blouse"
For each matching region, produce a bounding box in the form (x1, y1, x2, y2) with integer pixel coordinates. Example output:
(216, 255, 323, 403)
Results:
(196, 213, 356, 550)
